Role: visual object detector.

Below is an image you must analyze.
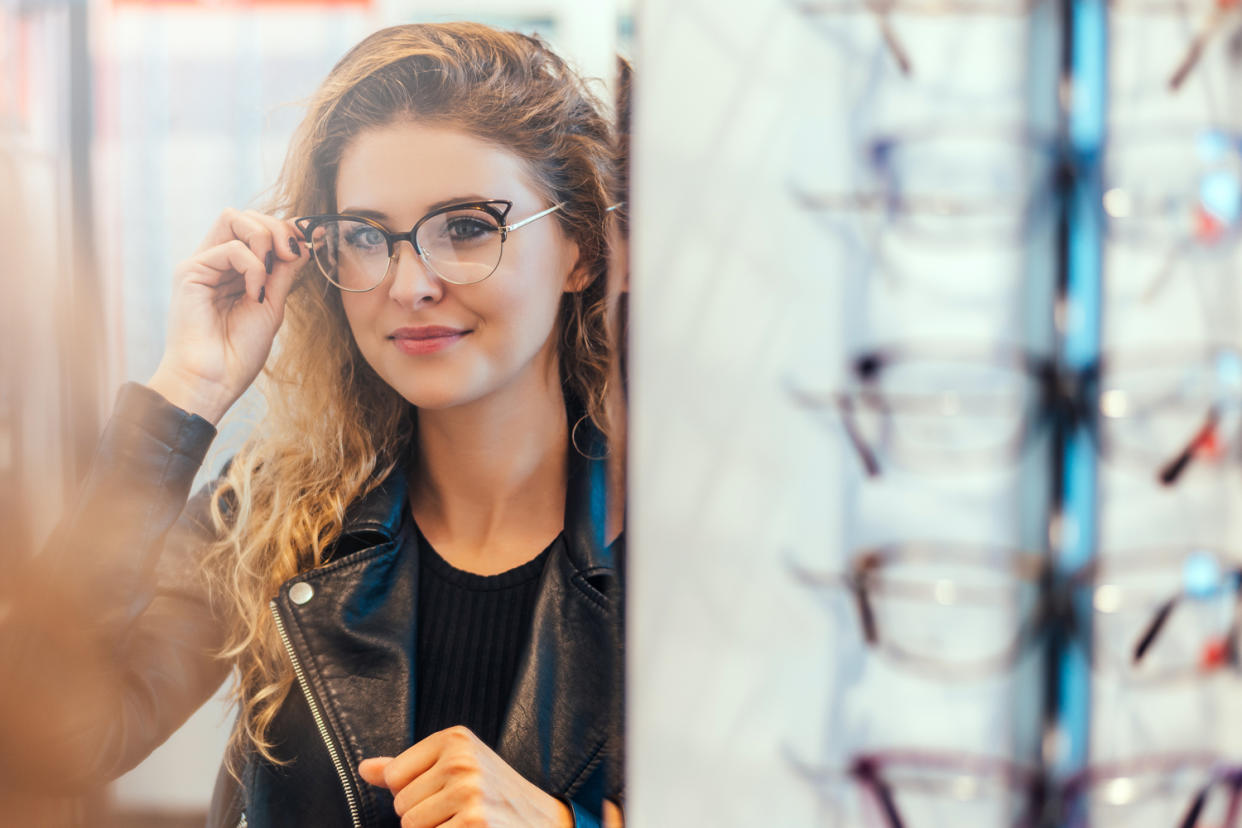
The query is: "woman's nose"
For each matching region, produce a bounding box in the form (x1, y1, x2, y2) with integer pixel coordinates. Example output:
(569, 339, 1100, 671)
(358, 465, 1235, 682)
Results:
(386, 239, 444, 307)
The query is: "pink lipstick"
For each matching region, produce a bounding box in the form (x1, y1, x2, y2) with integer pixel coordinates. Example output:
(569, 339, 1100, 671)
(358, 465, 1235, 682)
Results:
(389, 326, 470, 355)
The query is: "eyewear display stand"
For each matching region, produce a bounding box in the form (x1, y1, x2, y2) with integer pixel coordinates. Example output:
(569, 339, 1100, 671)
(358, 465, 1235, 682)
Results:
(1045, 0, 1108, 823)
(627, 0, 1242, 823)
(782, 0, 1242, 822)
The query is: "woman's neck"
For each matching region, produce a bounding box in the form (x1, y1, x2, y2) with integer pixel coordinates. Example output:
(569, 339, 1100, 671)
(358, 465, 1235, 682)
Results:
(409, 365, 569, 574)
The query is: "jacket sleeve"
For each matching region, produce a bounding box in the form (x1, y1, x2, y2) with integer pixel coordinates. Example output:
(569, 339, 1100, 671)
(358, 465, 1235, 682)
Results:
(2, 382, 235, 794)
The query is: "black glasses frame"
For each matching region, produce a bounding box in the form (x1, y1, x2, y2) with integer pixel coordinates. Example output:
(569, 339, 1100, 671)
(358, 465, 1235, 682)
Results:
(295, 200, 527, 291)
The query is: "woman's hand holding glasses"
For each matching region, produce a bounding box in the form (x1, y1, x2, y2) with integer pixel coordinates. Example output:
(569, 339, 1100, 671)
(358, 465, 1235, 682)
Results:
(148, 208, 308, 425)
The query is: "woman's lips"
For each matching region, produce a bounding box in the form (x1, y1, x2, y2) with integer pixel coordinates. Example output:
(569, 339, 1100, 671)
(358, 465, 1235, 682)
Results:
(390, 328, 470, 355)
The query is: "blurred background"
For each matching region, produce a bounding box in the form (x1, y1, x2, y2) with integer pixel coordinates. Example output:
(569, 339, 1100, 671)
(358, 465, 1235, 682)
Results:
(0, 1, 630, 824)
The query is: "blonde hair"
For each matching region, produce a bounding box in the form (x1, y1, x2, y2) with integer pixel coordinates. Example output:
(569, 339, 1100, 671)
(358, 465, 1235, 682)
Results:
(201, 22, 623, 772)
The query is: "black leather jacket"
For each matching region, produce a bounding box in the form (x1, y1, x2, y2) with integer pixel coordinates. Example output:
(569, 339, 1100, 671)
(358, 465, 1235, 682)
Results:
(46, 383, 623, 828)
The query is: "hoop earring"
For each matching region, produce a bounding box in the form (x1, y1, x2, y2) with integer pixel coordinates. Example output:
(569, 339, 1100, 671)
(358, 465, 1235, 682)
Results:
(571, 414, 610, 461)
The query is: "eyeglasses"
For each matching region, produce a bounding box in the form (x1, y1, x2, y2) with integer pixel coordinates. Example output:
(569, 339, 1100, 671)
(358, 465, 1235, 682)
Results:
(792, 127, 1242, 306)
(789, 543, 1242, 681)
(1106, 129, 1242, 303)
(788, 343, 1242, 485)
(294, 200, 564, 291)
(790, 0, 1038, 79)
(787, 748, 1242, 828)
(794, 0, 1240, 92)
(1115, 0, 1242, 92)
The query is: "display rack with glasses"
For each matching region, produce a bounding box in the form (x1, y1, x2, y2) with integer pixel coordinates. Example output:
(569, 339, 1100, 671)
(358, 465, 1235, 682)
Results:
(780, 0, 1242, 823)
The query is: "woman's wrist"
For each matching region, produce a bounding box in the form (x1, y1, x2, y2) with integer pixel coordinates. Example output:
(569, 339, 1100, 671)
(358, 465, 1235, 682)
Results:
(146, 365, 235, 426)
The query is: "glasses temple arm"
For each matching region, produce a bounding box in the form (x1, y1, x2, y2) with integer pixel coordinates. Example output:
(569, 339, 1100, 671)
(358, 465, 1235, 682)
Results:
(1157, 407, 1219, 486)
(872, 778, 906, 828)
(1227, 776, 1242, 826)
(1132, 597, 1178, 664)
(871, 6, 912, 76)
(1167, 3, 1233, 92)
(503, 202, 565, 232)
(836, 394, 883, 476)
(1178, 788, 1209, 828)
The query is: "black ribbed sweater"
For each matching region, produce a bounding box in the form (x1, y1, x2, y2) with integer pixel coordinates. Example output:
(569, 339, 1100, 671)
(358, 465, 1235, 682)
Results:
(412, 524, 556, 748)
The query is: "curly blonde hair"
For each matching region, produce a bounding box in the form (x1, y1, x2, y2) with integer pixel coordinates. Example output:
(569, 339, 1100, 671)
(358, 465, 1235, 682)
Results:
(199, 21, 623, 772)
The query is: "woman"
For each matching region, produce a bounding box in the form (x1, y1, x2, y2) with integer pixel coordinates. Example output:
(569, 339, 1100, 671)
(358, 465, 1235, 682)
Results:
(27, 22, 626, 828)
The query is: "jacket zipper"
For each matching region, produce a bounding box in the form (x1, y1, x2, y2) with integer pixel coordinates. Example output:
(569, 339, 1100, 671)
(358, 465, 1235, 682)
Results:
(270, 600, 363, 828)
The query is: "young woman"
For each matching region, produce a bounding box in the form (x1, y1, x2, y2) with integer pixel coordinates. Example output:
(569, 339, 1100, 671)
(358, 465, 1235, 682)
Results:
(24, 22, 626, 828)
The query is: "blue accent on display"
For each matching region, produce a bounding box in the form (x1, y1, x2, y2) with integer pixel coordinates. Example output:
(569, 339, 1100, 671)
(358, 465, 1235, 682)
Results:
(1197, 129, 1231, 160)
(1184, 551, 1223, 598)
(1069, 2, 1108, 150)
(1215, 349, 1242, 392)
(1200, 172, 1242, 225)
(1057, 0, 1107, 791)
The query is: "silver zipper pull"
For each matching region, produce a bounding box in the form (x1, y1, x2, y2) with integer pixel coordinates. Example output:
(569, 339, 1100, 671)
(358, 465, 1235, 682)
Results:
(237, 812, 248, 828)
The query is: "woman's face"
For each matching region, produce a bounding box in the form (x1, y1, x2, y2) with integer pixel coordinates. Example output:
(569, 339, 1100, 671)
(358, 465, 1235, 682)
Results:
(333, 120, 583, 411)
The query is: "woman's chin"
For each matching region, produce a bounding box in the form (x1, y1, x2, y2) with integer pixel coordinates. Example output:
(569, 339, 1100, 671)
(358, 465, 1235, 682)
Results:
(394, 381, 485, 412)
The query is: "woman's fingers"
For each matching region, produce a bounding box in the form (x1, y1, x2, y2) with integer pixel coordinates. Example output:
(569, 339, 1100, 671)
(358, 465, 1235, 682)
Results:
(196, 208, 267, 257)
(263, 228, 309, 309)
(183, 239, 268, 303)
(391, 759, 447, 816)
(195, 208, 305, 271)
(244, 211, 306, 264)
(358, 757, 393, 787)
(395, 785, 460, 828)
(177, 212, 307, 313)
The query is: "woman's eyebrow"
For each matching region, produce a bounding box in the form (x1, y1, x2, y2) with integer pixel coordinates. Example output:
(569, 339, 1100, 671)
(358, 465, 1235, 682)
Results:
(338, 194, 492, 220)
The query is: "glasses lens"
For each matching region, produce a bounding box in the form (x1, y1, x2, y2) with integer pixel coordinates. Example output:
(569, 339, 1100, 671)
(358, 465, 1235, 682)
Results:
(869, 759, 1031, 828)
(873, 133, 1049, 244)
(1073, 760, 1222, 828)
(416, 207, 504, 285)
(850, 356, 1037, 473)
(309, 219, 390, 291)
(863, 554, 1038, 675)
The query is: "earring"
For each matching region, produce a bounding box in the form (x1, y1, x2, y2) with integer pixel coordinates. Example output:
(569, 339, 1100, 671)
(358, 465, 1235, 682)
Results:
(571, 414, 610, 461)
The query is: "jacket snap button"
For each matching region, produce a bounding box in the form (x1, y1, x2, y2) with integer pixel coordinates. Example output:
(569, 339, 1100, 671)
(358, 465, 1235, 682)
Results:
(289, 582, 314, 605)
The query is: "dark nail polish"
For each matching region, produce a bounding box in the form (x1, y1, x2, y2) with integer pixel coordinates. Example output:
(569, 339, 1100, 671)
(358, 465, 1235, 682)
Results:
(265, 250, 274, 275)
(289, 236, 301, 256)
(258, 286, 266, 304)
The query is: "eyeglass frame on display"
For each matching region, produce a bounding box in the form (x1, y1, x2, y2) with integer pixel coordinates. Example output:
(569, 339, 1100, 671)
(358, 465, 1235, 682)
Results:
(791, 126, 1242, 308)
(790, 0, 1039, 78)
(785, 746, 1242, 828)
(787, 542, 1242, 681)
(791, 0, 1239, 91)
(787, 342, 1242, 486)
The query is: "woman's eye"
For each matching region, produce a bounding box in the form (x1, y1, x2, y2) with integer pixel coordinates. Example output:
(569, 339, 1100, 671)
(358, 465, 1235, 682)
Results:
(444, 216, 497, 242)
(344, 226, 386, 249)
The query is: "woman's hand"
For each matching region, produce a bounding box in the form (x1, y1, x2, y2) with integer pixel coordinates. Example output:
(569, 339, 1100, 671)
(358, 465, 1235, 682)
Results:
(148, 208, 307, 425)
(358, 725, 573, 828)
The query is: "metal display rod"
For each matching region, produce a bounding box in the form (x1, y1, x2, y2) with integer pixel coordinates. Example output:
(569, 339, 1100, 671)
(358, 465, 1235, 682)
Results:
(1045, 0, 1107, 823)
